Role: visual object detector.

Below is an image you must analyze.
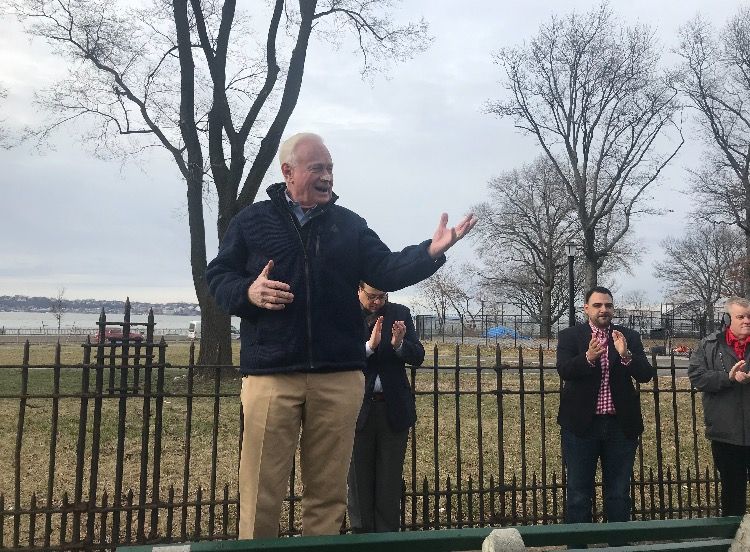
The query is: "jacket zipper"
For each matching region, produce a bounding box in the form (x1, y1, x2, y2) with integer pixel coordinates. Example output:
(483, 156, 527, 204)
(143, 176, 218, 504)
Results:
(289, 213, 315, 371)
(271, 185, 329, 372)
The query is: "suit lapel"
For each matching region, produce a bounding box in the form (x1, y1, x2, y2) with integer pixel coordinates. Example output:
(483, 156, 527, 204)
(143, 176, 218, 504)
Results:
(577, 322, 593, 353)
(381, 303, 393, 350)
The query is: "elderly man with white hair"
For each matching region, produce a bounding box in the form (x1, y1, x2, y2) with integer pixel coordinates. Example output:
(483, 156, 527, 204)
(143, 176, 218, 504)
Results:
(206, 132, 476, 539)
(689, 296, 750, 517)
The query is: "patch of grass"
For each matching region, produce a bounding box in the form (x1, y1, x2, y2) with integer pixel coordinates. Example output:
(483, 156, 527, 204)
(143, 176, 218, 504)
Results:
(0, 341, 246, 368)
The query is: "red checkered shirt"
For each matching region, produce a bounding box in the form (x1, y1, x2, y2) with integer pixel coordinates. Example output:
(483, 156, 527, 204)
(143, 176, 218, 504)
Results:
(589, 322, 616, 415)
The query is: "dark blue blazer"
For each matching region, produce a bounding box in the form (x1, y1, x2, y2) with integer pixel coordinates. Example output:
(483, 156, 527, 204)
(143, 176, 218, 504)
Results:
(556, 322, 654, 439)
(357, 302, 424, 433)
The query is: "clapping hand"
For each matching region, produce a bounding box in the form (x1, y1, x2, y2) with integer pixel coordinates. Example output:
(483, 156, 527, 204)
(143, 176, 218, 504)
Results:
(729, 360, 750, 383)
(368, 316, 384, 351)
(612, 330, 628, 358)
(391, 320, 406, 349)
(585, 335, 606, 364)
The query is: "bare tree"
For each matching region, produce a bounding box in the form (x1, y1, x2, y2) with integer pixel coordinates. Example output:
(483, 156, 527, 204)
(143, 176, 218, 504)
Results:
(489, 3, 682, 290)
(413, 263, 470, 336)
(620, 288, 653, 335)
(726, 254, 749, 298)
(472, 157, 580, 338)
(654, 224, 744, 334)
(674, 9, 750, 296)
(622, 289, 649, 311)
(12, 0, 430, 365)
(50, 287, 65, 333)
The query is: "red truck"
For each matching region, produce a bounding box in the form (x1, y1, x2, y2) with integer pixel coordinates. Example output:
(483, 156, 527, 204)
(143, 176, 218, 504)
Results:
(91, 328, 144, 343)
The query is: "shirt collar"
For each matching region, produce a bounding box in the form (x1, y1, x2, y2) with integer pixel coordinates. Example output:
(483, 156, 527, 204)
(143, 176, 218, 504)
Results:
(588, 320, 610, 337)
(285, 190, 319, 225)
(285, 191, 316, 211)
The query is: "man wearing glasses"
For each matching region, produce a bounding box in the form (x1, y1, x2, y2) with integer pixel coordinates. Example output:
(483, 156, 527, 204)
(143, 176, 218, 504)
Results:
(348, 282, 424, 533)
(206, 132, 476, 540)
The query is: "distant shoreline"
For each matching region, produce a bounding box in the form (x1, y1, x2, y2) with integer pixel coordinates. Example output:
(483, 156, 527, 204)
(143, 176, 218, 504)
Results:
(0, 311, 199, 330)
(0, 310, 240, 332)
(0, 295, 200, 318)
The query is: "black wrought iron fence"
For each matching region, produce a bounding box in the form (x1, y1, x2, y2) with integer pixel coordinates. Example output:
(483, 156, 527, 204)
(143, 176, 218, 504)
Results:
(415, 310, 720, 345)
(0, 308, 726, 551)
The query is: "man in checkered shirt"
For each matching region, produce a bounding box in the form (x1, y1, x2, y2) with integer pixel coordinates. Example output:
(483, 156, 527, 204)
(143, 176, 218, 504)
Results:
(556, 286, 654, 524)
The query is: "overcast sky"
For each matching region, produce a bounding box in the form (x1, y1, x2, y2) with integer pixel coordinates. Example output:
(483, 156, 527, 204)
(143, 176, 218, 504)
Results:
(0, 0, 743, 310)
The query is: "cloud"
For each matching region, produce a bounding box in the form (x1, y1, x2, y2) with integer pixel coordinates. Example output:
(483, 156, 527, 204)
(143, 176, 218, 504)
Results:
(0, 0, 745, 304)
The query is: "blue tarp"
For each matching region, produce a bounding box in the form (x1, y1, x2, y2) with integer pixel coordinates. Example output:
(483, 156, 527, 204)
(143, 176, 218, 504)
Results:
(484, 325, 530, 339)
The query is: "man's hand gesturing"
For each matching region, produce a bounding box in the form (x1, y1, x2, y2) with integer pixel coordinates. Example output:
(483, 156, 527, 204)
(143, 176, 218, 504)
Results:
(247, 260, 294, 310)
(612, 330, 629, 358)
(368, 316, 384, 351)
(391, 320, 406, 349)
(585, 335, 606, 364)
(427, 213, 478, 259)
(729, 359, 750, 383)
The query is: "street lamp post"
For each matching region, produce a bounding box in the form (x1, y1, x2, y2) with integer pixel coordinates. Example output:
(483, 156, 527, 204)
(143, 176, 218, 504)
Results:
(566, 243, 577, 327)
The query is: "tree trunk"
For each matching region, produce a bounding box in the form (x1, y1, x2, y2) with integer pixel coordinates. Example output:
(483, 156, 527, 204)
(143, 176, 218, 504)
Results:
(583, 257, 598, 292)
(188, 171, 232, 369)
(174, 0, 233, 368)
(185, 161, 231, 368)
(745, 219, 750, 299)
(540, 285, 552, 339)
(706, 302, 716, 335)
(196, 282, 233, 371)
(582, 228, 598, 292)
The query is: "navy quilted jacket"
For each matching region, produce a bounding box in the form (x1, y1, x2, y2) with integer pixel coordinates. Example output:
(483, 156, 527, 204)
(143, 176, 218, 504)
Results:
(206, 183, 445, 375)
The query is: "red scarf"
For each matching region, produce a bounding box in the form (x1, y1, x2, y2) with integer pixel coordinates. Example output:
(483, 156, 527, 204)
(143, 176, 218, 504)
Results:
(726, 328, 748, 360)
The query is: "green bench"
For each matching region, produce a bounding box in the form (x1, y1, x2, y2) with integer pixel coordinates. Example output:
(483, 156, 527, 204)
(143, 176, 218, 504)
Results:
(117, 516, 744, 551)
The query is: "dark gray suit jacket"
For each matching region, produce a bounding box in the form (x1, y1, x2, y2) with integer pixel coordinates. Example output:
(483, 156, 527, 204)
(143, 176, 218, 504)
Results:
(357, 302, 424, 433)
(556, 322, 654, 439)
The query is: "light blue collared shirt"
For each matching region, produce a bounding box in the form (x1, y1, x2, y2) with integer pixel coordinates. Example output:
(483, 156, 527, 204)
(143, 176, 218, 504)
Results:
(285, 192, 319, 226)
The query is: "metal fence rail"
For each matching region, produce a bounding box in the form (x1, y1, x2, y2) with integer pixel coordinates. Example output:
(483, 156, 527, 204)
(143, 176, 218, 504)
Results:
(0, 327, 188, 337)
(0, 307, 727, 551)
(416, 309, 719, 344)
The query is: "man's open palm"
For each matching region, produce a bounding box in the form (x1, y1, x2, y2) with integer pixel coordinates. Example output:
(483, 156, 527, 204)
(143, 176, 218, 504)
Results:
(428, 213, 478, 259)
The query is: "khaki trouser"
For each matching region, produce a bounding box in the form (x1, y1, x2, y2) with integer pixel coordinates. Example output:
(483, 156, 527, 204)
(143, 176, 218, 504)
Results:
(238, 370, 365, 539)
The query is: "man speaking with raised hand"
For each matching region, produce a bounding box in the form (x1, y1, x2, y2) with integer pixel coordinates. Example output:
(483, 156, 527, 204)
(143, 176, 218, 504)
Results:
(206, 132, 476, 539)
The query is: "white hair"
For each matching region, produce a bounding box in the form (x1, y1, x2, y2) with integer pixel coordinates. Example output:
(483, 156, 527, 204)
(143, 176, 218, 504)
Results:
(278, 132, 325, 167)
(725, 296, 750, 310)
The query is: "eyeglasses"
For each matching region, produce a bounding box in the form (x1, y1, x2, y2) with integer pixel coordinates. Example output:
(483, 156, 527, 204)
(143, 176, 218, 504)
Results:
(361, 290, 387, 302)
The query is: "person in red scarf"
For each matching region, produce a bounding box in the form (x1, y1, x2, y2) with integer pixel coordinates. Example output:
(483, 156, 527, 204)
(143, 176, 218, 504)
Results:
(689, 296, 750, 516)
